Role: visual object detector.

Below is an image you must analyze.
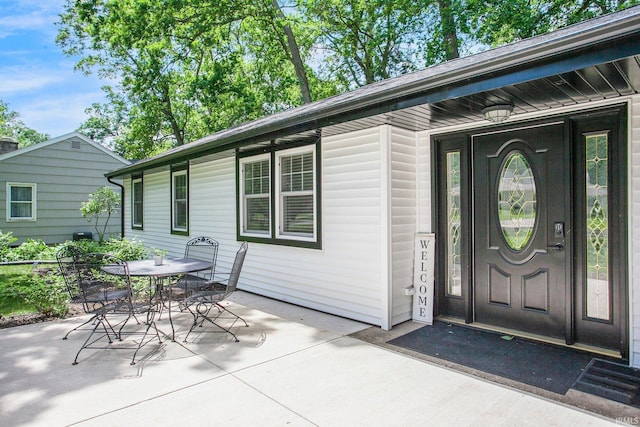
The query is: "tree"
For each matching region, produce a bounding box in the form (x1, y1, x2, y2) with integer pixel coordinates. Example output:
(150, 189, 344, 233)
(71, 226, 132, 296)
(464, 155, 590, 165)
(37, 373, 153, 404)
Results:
(465, 0, 640, 47)
(301, 0, 428, 88)
(58, 0, 637, 160)
(80, 186, 121, 242)
(0, 100, 49, 147)
(56, 0, 328, 159)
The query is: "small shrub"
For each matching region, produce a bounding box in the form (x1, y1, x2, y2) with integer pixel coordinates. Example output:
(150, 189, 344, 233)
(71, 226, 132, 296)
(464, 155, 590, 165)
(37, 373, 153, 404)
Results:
(10, 273, 69, 318)
(0, 230, 18, 262)
(12, 239, 55, 261)
(66, 239, 103, 255)
(103, 237, 148, 261)
(80, 186, 120, 242)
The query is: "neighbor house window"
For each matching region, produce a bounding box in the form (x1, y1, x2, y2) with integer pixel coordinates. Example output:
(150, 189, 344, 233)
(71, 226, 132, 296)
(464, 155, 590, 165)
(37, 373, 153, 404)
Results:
(7, 183, 36, 221)
(238, 142, 319, 248)
(131, 176, 143, 229)
(171, 166, 188, 234)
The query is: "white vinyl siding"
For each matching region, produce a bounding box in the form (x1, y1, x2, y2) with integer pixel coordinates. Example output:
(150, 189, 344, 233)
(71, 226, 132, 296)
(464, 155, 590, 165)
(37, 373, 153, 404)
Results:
(124, 127, 388, 326)
(417, 130, 433, 233)
(234, 129, 384, 325)
(389, 126, 418, 326)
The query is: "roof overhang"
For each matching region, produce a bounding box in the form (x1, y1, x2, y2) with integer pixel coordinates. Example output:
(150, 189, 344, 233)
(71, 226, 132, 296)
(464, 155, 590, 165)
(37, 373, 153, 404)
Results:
(107, 5, 640, 179)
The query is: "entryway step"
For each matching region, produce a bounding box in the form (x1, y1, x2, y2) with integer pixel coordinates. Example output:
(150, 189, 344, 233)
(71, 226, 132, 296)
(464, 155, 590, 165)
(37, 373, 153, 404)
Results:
(572, 359, 640, 407)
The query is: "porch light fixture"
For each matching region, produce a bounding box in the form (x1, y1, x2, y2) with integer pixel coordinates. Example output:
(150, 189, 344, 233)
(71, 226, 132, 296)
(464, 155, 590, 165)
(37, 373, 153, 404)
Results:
(482, 104, 514, 123)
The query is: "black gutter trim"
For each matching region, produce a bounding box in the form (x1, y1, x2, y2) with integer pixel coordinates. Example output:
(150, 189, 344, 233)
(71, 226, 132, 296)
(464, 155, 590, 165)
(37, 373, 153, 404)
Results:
(107, 177, 125, 239)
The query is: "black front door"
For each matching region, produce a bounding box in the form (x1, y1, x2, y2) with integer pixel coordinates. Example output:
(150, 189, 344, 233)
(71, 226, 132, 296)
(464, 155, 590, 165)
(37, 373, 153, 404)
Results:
(434, 108, 628, 356)
(472, 123, 569, 338)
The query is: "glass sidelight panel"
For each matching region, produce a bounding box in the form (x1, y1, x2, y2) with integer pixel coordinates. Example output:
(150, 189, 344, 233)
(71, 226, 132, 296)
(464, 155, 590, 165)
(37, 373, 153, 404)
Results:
(585, 133, 610, 320)
(446, 152, 462, 296)
(498, 152, 536, 251)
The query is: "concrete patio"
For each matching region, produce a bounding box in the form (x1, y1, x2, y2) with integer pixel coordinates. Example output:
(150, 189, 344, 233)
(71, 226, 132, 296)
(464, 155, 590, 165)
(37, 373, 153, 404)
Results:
(0, 292, 629, 426)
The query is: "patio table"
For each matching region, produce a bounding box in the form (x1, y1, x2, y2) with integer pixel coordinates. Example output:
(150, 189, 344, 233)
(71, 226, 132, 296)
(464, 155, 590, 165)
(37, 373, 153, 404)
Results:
(102, 257, 214, 341)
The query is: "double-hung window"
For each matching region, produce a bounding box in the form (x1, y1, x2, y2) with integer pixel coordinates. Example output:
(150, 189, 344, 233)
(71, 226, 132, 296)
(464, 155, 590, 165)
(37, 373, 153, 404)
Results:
(238, 142, 319, 248)
(6, 183, 36, 221)
(241, 155, 271, 236)
(277, 149, 315, 238)
(171, 166, 188, 234)
(131, 176, 143, 229)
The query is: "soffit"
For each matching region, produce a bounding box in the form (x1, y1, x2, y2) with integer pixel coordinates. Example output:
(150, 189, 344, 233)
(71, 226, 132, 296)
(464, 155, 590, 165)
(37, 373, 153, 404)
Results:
(322, 55, 640, 137)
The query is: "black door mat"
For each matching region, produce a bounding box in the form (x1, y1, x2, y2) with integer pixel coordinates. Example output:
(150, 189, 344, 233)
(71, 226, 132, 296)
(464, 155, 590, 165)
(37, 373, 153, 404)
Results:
(388, 321, 595, 394)
(572, 358, 640, 408)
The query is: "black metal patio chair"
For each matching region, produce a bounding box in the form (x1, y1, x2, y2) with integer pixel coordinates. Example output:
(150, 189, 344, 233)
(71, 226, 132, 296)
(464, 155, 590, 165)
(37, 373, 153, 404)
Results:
(57, 246, 127, 342)
(183, 242, 248, 343)
(96, 256, 163, 365)
(62, 251, 134, 364)
(167, 236, 219, 308)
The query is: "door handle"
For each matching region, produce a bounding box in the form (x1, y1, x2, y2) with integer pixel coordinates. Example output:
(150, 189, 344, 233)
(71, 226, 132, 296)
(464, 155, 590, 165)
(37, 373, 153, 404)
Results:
(546, 243, 564, 251)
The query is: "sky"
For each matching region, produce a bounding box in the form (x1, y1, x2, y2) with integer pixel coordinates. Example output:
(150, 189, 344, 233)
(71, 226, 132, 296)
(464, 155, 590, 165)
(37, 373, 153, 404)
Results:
(0, 0, 105, 138)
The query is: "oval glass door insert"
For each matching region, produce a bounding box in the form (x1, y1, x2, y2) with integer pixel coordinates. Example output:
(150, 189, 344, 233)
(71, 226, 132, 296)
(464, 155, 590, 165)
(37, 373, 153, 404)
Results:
(498, 151, 536, 251)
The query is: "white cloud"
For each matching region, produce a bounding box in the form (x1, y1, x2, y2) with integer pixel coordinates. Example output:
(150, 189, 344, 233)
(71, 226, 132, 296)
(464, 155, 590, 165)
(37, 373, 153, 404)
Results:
(17, 90, 105, 137)
(0, 69, 63, 94)
(0, 0, 62, 38)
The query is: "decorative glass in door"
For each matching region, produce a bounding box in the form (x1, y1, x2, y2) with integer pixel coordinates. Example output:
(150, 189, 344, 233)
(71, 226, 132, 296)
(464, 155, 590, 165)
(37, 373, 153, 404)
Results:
(585, 133, 609, 320)
(497, 152, 536, 251)
(446, 152, 461, 296)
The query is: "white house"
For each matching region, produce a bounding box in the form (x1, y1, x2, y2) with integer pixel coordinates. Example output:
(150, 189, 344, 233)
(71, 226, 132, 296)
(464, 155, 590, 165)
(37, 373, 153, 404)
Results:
(107, 7, 640, 367)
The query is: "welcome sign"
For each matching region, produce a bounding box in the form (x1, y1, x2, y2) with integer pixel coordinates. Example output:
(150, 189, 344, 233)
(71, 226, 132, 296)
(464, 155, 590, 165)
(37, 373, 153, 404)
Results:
(412, 233, 435, 324)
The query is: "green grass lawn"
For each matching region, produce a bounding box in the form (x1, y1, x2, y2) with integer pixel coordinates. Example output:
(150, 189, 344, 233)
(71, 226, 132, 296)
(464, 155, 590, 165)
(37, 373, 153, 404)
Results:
(0, 264, 38, 316)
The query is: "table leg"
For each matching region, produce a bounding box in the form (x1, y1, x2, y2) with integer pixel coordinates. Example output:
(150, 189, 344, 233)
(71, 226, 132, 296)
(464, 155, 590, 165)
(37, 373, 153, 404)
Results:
(166, 278, 175, 341)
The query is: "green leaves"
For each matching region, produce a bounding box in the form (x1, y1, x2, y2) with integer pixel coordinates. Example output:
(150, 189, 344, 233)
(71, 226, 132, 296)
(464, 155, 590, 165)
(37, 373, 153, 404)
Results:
(56, 0, 639, 159)
(0, 100, 50, 147)
(80, 186, 121, 242)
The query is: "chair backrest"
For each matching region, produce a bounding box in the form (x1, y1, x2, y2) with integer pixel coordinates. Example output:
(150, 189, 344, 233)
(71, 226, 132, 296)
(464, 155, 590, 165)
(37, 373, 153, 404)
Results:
(56, 244, 85, 299)
(184, 236, 218, 279)
(224, 242, 248, 297)
(74, 253, 131, 312)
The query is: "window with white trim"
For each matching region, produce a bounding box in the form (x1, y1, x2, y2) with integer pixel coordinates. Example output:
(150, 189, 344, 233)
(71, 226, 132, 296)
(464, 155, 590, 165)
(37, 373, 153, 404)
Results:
(277, 149, 315, 239)
(240, 155, 271, 236)
(7, 183, 36, 221)
(131, 176, 143, 229)
(171, 167, 188, 233)
(238, 143, 319, 247)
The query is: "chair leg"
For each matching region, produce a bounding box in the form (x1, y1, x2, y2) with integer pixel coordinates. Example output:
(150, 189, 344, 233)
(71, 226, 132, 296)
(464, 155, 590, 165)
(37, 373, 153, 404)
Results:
(183, 302, 247, 343)
(72, 314, 113, 365)
(216, 303, 249, 328)
(63, 314, 99, 340)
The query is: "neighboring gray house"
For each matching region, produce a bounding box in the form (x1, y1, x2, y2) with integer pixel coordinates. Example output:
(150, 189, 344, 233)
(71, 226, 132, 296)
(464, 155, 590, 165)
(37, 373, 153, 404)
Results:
(0, 132, 130, 245)
(107, 7, 640, 367)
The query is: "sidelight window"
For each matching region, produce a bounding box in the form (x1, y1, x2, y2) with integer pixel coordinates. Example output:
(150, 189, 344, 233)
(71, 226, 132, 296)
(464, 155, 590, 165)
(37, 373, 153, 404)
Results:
(585, 133, 610, 320)
(446, 152, 462, 296)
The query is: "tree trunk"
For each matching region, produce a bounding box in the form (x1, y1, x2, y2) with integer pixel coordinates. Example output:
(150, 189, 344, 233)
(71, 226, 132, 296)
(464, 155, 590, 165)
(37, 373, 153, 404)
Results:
(272, 0, 313, 103)
(161, 84, 185, 146)
(438, 0, 460, 60)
